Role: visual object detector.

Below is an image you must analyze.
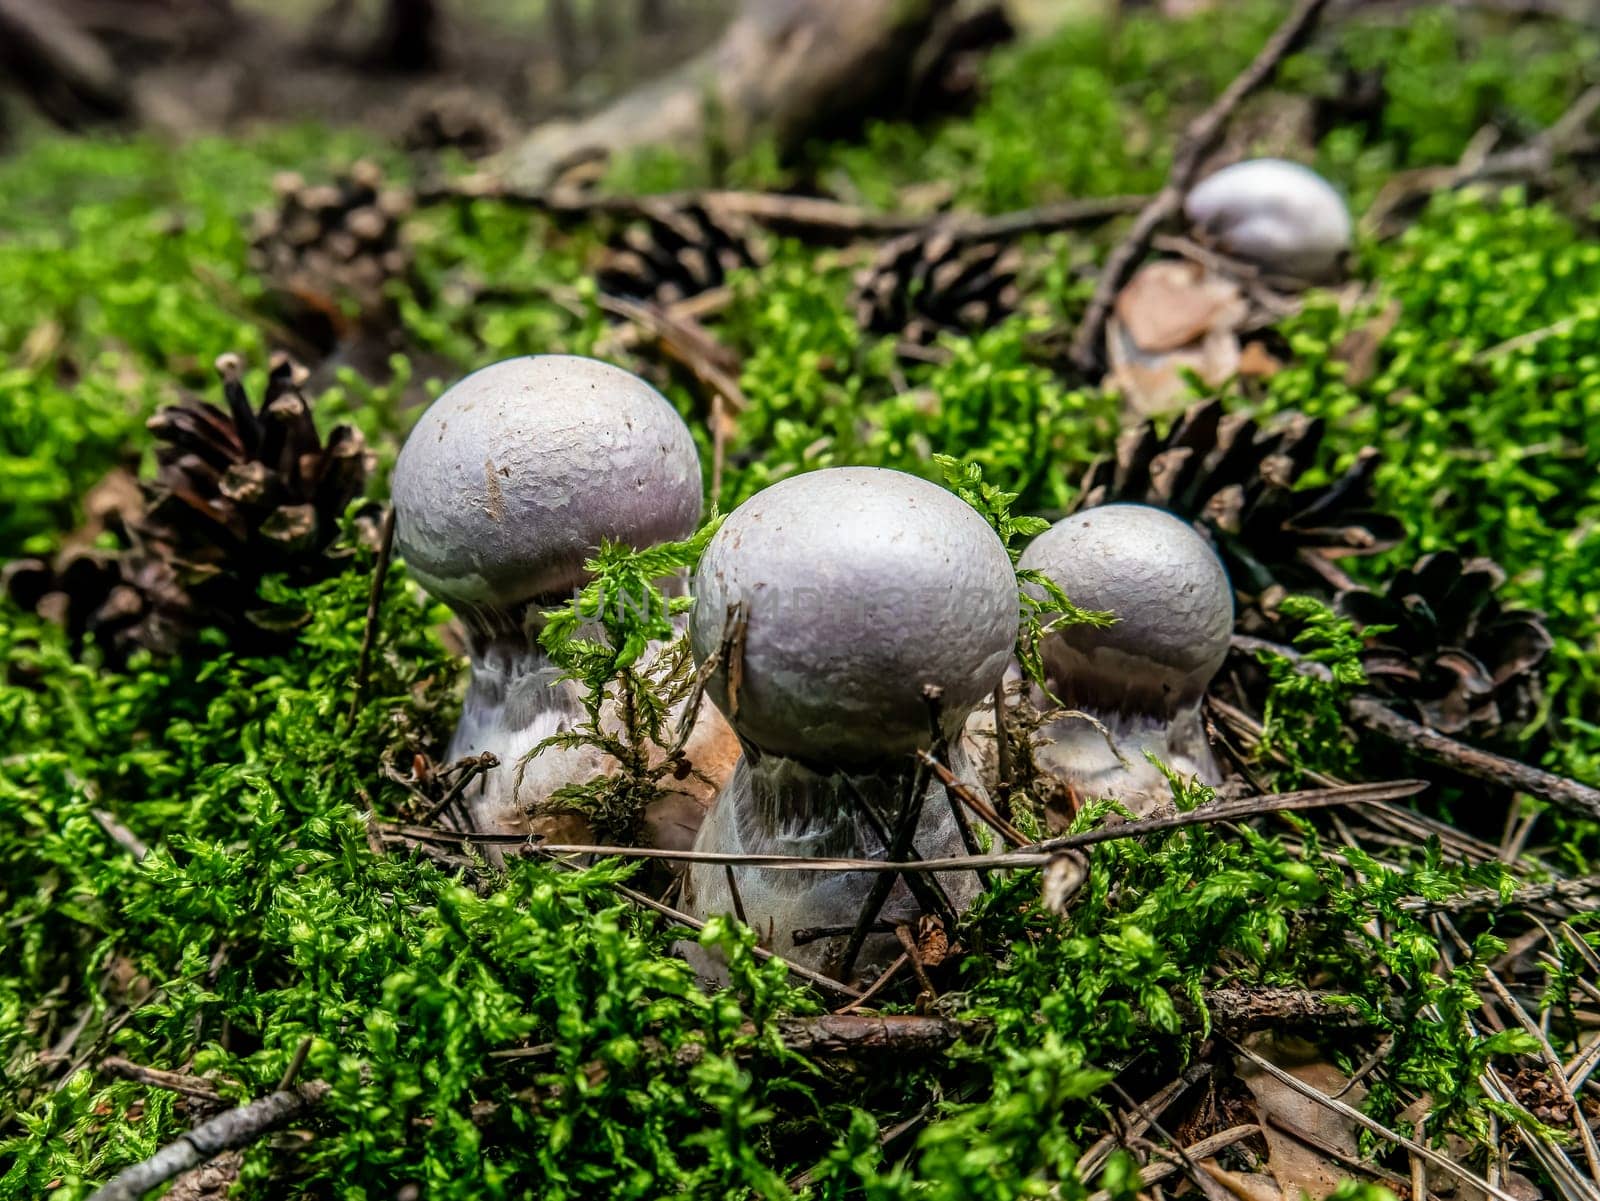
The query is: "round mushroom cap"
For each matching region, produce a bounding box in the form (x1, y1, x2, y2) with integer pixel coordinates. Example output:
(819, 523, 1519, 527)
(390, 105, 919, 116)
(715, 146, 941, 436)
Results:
(1184, 158, 1352, 279)
(1019, 504, 1232, 715)
(392, 355, 702, 618)
(689, 467, 1018, 765)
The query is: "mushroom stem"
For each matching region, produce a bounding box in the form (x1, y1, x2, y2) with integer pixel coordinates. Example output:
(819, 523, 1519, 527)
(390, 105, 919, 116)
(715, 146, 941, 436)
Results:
(445, 634, 596, 840)
(684, 741, 990, 980)
(1033, 703, 1219, 812)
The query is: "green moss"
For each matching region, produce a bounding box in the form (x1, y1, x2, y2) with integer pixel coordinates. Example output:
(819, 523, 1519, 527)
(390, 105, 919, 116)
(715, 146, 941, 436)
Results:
(3, 2, 1599, 1195)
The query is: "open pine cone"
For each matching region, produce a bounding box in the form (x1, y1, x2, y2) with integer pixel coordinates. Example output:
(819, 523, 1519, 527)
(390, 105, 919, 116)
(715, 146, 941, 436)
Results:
(4, 354, 374, 660)
(852, 228, 1020, 346)
(1074, 398, 1404, 598)
(399, 88, 511, 160)
(1337, 552, 1551, 738)
(249, 162, 415, 351)
(596, 202, 762, 305)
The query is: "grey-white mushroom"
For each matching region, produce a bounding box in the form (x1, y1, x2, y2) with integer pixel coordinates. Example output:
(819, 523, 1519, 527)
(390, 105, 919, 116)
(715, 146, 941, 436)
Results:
(1018, 504, 1232, 821)
(391, 353, 726, 846)
(1184, 158, 1352, 281)
(680, 466, 1018, 980)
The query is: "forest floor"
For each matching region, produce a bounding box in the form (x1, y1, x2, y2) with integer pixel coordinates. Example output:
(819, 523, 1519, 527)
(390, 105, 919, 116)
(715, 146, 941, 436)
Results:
(2, 2, 1599, 1199)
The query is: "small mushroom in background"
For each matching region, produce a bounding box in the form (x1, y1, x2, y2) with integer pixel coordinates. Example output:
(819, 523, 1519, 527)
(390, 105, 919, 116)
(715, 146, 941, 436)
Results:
(1017, 503, 1233, 824)
(681, 467, 1019, 980)
(391, 354, 736, 852)
(1184, 158, 1353, 282)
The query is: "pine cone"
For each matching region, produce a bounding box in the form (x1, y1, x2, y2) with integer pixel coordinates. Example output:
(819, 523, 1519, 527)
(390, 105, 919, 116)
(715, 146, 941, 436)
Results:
(596, 202, 761, 305)
(852, 229, 1020, 346)
(1337, 552, 1551, 738)
(400, 88, 511, 159)
(248, 162, 414, 351)
(4, 354, 374, 660)
(1074, 398, 1405, 597)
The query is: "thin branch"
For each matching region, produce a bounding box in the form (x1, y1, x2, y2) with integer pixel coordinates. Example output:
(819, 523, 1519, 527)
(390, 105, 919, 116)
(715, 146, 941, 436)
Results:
(1348, 697, 1600, 820)
(86, 1082, 331, 1201)
(99, 1058, 223, 1105)
(345, 504, 397, 730)
(533, 779, 1427, 873)
(1068, 0, 1336, 372)
(838, 707, 941, 980)
(416, 753, 500, 826)
(420, 176, 1146, 246)
(918, 750, 1031, 848)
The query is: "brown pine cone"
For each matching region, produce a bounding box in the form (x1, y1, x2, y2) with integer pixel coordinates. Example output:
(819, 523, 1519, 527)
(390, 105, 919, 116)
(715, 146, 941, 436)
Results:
(1074, 398, 1405, 599)
(1337, 552, 1551, 738)
(596, 202, 762, 306)
(399, 88, 512, 160)
(5, 354, 374, 660)
(248, 162, 415, 351)
(852, 228, 1020, 346)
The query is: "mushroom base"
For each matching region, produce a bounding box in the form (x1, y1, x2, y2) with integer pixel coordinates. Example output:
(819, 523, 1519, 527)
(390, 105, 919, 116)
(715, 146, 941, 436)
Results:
(443, 638, 736, 863)
(1032, 702, 1219, 826)
(679, 743, 994, 983)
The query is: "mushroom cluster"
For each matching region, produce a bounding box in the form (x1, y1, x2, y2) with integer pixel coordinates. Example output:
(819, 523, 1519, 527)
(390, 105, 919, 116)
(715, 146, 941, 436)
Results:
(392, 355, 1247, 980)
(679, 467, 1018, 977)
(391, 354, 732, 850)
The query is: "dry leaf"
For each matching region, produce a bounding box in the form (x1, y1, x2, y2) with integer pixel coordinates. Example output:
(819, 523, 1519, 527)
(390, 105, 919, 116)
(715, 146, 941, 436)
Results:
(1107, 260, 1249, 416)
(1115, 260, 1248, 352)
(1235, 1033, 1363, 1201)
(1238, 339, 1284, 378)
(916, 914, 950, 966)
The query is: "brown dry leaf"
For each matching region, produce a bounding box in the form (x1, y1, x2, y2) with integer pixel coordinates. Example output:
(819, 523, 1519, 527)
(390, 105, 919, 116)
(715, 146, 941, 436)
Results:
(1107, 315, 1242, 418)
(1235, 1033, 1364, 1201)
(1115, 260, 1248, 353)
(916, 914, 950, 966)
(1107, 260, 1248, 416)
(1238, 340, 1284, 379)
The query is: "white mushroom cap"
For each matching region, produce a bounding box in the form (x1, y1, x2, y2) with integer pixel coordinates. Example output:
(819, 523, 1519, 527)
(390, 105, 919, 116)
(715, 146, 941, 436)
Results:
(1019, 504, 1232, 716)
(1184, 158, 1352, 280)
(689, 467, 1018, 766)
(392, 355, 702, 625)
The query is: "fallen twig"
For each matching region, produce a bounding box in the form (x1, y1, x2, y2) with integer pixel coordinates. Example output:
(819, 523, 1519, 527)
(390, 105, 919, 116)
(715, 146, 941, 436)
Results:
(1231, 634, 1600, 820)
(1363, 85, 1600, 235)
(416, 752, 499, 827)
(100, 1058, 224, 1105)
(420, 176, 1146, 246)
(345, 504, 397, 730)
(1067, 0, 1335, 372)
(87, 1081, 331, 1201)
(1347, 697, 1600, 821)
(532, 779, 1427, 873)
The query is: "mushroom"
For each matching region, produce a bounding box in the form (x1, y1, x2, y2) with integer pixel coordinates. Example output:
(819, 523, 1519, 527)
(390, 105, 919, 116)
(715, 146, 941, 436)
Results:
(680, 466, 1018, 979)
(391, 353, 733, 849)
(1017, 504, 1232, 822)
(1184, 158, 1352, 281)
